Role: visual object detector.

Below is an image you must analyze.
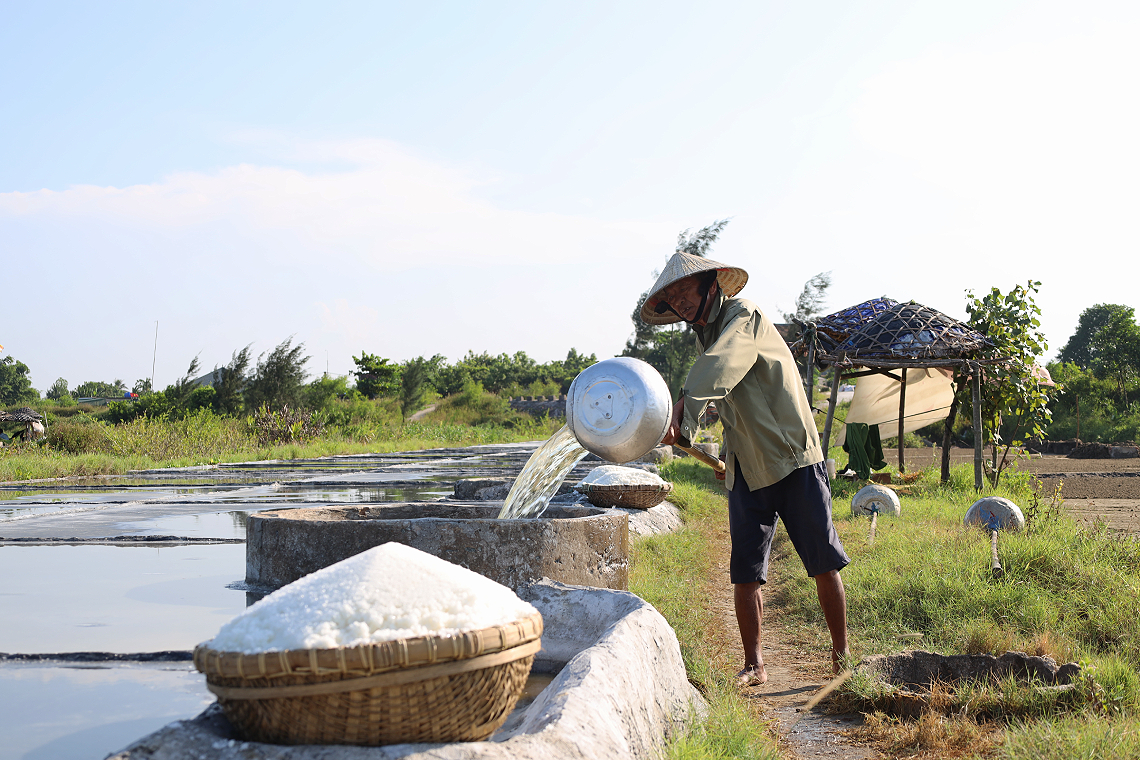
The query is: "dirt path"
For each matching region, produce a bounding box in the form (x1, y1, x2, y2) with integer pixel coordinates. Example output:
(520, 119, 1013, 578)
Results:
(704, 527, 876, 759)
(407, 404, 439, 422)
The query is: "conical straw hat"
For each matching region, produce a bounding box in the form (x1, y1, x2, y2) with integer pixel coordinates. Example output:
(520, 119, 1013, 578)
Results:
(639, 252, 749, 325)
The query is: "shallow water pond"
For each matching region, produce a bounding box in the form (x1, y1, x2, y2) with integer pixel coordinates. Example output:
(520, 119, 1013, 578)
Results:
(0, 543, 246, 653)
(0, 661, 211, 760)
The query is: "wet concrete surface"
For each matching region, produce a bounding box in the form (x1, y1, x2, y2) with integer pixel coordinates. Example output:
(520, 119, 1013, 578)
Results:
(1, 442, 591, 760)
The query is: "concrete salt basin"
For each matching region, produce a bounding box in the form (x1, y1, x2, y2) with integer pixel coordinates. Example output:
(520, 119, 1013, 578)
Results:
(854, 649, 1082, 717)
(109, 581, 704, 760)
(246, 503, 630, 593)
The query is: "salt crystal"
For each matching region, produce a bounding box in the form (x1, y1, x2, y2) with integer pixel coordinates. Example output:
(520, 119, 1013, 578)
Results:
(206, 543, 537, 653)
(580, 465, 667, 487)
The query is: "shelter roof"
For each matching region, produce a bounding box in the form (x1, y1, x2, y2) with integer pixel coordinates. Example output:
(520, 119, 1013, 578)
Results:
(814, 297, 899, 352)
(0, 407, 44, 423)
(819, 301, 991, 368)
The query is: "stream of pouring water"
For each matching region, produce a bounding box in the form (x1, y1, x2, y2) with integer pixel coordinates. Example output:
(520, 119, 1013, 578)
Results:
(497, 425, 589, 519)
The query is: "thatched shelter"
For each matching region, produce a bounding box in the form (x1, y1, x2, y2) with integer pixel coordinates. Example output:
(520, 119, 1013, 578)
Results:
(802, 300, 1004, 487)
(0, 407, 45, 442)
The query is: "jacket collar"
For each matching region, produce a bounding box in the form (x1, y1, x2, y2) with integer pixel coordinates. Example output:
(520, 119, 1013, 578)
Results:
(694, 290, 727, 346)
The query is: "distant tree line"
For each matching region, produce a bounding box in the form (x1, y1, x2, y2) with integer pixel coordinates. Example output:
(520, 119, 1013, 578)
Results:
(351, 348, 598, 419)
(11, 339, 598, 424)
(1046, 303, 1140, 442)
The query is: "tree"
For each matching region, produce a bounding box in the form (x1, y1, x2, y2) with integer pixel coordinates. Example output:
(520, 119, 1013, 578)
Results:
(352, 351, 401, 399)
(132, 378, 153, 395)
(245, 338, 310, 409)
(961, 281, 1052, 487)
(781, 271, 833, 326)
(399, 357, 433, 419)
(623, 219, 730, 398)
(546, 348, 598, 393)
(163, 356, 202, 409)
(1057, 304, 1136, 369)
(213, 346, 252, 416)
(73, 379, 128, 399)
(46, 377, 70, 401)
(301, 374, 361, 412)
(0, 356, 38, 405)
(1087, 308, 1140, 403)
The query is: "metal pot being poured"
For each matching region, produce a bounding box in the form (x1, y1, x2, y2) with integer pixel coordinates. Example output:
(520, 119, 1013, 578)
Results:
(499, 359, 724, 521)
(566, 358, 724, 471)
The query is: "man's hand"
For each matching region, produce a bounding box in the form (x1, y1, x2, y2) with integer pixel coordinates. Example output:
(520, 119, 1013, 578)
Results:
(660, 397, 685, 446)
(715, 453, 726, 481)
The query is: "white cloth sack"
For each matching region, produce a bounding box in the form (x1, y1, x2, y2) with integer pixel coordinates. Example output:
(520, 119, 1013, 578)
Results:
(835, 368, 954, 447)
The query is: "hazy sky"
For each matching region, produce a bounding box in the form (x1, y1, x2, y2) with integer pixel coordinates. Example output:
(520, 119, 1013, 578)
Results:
(2, 1, 1135, 391)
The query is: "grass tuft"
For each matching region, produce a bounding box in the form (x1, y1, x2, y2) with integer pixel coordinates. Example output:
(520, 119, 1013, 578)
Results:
(853, 709, 997, 755)
(998, 714, 1140, 760)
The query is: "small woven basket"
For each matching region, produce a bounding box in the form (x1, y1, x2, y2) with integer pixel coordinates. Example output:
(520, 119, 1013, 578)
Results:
(575, 482, 673, 509)
(193, 612, 542, 746)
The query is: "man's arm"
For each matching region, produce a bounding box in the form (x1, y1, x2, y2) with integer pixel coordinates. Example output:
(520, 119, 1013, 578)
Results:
(661, 397, 685, 446)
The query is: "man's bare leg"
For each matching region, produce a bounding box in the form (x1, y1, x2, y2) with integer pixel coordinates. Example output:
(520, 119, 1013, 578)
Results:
(814, 569, 849, 673)
(734, 582, 768, 685)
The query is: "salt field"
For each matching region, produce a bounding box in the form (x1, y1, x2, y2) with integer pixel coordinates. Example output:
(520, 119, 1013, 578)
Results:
(0, 442, 604, 760)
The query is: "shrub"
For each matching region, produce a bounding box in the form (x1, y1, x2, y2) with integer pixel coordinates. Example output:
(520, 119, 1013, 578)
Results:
(107, 410, 253, 459)
(105, 393, 173, 424)
(301, 375, 361, 412)
(46, 420, 115, 454)
(247, 405, 325, 446)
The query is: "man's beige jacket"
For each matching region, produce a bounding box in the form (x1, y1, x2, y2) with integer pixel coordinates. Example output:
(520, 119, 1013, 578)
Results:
(681, 292, 823, 492)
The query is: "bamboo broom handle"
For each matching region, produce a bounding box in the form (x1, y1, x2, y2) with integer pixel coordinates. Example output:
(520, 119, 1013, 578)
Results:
(675, 437, 727, 473)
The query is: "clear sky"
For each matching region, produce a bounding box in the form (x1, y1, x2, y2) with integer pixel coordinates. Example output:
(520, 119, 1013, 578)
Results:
(2, 1, 1135, 391)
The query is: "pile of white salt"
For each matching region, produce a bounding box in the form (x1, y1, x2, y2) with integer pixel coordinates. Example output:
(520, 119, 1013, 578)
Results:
(206, 543, 538, 654)
(579, 465, 668, 487)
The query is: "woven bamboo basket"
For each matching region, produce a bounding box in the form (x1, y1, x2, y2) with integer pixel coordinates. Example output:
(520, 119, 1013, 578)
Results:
(193, 611, 542, 746)
(575, 482, 673, 509)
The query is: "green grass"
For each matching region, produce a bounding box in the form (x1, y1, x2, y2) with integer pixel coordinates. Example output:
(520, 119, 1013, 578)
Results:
(0, 408, 564, 482)
(630, 459, 779, 760)
(998, 715, 1140, 760)
(758, 458, 1140, 751)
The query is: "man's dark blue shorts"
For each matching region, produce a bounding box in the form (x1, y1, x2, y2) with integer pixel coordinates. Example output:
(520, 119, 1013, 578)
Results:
(727, 460, 849, 584)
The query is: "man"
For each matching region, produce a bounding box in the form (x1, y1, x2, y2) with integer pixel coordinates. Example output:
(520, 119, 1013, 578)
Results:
(645, 251, 850, 686)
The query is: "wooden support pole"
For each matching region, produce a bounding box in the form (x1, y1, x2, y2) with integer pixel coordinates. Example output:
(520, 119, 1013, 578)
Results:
(940, 377, 964, 484)
(822, 366, 841, 456)
(897, 369, 907, 474)
(869, 511, 878, 544)
(972, 370, 984, 491)
(805, 326, 816, 404)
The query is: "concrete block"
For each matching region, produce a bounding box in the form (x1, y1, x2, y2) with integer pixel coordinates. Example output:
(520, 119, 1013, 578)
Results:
(614, 501, 683, 539)
(693, 443, 719, 459)
(454, 479, 512, 500)
(641, 446, 673, 464)
(1111, 445, 1139, 459)
(246, 504, 630, 593)
(108, 582, 705, 760)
